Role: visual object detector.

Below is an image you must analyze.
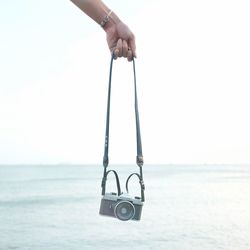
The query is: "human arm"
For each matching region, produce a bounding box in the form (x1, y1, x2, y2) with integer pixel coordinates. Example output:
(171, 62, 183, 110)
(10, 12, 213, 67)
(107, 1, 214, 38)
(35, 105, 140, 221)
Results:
(70, 0, 136, 61)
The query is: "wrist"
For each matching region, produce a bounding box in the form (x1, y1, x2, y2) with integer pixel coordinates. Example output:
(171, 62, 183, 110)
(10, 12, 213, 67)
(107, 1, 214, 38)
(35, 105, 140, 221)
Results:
(102, 12, 121, 32)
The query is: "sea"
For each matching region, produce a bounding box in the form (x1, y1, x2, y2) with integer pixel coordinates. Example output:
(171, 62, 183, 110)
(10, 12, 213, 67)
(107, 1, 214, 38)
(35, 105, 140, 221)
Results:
(0, 164, 250, 250)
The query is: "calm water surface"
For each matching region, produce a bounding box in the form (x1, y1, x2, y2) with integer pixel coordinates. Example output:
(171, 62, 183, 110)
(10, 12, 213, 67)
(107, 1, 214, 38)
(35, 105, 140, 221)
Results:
(0, 164, 250, 250)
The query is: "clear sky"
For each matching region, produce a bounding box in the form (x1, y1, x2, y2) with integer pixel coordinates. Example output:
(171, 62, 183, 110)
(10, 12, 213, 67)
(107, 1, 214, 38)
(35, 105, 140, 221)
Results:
(0, 0, 250, 164)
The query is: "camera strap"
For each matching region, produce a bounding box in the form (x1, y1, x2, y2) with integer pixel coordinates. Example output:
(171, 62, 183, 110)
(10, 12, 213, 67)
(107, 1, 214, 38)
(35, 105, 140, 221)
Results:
(101, 54, 145, 201)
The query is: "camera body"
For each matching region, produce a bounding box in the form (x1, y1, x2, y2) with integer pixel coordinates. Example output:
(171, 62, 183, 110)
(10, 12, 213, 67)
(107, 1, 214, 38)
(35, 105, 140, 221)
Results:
(99, 192, 143, 221)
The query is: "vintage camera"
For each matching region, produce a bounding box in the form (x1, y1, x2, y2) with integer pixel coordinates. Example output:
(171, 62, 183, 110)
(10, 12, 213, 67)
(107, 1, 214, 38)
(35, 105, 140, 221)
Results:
(99, 192, 143, 221)
(100, 169, 145, 221)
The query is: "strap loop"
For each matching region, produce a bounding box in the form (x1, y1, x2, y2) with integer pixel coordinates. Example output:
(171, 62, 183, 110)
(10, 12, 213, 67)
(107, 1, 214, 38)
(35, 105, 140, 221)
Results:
(102, 169, 121, 196)
(125, 173, 145, 202)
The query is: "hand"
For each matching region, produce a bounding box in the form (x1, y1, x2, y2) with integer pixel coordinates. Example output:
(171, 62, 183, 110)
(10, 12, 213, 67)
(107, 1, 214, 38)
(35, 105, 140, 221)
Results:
(105, 21, 136, 61)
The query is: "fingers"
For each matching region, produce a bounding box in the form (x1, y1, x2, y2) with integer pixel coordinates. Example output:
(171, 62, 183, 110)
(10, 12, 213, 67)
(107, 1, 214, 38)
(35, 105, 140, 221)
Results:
(128, 36, 136, 58)
(114, 38, 122, 58)
(127, 48, 133, 62)
(122, 40, 128, 58)
(113, 38, 135, 61)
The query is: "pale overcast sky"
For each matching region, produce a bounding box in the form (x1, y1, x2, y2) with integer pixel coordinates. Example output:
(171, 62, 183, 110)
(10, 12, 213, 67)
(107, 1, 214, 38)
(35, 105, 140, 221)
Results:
(0, 0, 250, 164)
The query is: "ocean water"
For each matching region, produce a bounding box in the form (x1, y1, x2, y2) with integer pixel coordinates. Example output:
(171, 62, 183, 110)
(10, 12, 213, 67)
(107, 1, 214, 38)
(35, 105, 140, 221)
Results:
(0, 164, 250, 250)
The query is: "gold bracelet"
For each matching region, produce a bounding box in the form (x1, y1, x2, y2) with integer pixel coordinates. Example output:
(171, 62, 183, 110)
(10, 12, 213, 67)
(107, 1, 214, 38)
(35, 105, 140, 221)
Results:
(100, 10, 113, 28)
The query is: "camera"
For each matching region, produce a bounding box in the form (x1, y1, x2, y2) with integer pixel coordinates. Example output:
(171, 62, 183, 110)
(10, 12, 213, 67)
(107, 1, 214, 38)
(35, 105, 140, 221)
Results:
(99, 192, 143, 221)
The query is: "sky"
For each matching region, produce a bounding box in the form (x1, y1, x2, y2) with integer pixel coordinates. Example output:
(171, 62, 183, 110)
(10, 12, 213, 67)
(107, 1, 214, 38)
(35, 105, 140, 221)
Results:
(0, 0, 250, 165)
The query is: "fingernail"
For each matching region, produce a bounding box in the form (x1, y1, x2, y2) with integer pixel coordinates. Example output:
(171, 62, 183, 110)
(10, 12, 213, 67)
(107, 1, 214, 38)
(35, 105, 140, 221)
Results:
(115, 48, 119, 55)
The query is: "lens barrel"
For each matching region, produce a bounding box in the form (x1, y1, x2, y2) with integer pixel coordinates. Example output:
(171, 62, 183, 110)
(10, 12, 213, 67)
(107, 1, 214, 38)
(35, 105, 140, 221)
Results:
(114, 201, 135, 221)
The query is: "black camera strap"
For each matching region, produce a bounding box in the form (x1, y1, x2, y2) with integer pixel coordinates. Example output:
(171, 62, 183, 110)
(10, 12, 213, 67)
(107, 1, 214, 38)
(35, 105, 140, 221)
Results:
(101, 54, 145, 202)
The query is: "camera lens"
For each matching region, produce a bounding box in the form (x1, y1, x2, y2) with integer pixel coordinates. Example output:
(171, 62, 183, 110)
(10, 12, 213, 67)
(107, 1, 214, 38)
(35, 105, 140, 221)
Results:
(114, 201, 135, 221)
